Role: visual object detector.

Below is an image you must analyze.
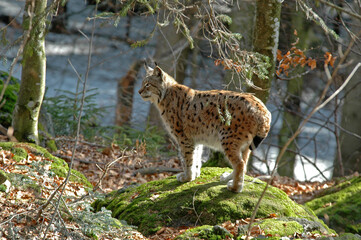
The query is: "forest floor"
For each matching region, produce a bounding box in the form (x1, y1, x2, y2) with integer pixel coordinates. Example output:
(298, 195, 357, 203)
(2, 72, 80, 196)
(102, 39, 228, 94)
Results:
(0, 136, 337, 239)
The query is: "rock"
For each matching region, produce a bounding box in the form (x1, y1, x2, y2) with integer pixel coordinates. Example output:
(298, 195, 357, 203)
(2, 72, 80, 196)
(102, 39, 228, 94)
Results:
(305, 176, 361, 234)
(93, 167, 333, 236)
(0, 142, 92, 189)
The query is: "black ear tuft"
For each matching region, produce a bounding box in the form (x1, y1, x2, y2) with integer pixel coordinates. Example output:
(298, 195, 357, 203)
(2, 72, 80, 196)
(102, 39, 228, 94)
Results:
(144, 60, 153, 74)
(153, 66, 162, 77)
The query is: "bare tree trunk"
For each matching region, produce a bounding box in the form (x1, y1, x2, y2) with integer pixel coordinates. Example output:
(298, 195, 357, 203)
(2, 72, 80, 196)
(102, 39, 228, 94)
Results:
(335, 62, 361, 176)
(247, 0, 282, 103)
(116, 61, 141, 126)
(13, 0, 47, 144)
(277, 8, 309, 178)
(333, 1, 361, 177)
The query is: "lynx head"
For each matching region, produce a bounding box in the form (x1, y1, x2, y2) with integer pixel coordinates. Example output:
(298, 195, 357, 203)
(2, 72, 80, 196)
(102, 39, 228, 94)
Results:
(138, 65, 176, 103)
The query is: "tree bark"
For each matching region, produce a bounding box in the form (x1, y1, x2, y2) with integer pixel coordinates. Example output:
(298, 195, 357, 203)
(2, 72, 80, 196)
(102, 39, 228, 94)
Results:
(247, 0, 282, 103)
(333, 1, 361, 177)
(13, 0, 47, 144)
(335, 65, 361, 176)
(277, 7, 309, 178)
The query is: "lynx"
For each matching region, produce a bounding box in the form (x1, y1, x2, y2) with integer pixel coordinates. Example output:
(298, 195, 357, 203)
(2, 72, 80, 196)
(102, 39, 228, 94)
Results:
(138, 65, 271, 192)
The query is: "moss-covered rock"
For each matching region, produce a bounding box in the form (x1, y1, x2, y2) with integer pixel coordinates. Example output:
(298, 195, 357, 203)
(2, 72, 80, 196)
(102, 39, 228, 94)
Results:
(176, 225, 233, 240)
(0, 170, 7, 185)
(11, 147, 28, 162)
(305, 176, 361, 234)
(93, 167, 333, 236)
(0, 142, 92, 189)
(0, 170, 9, 192)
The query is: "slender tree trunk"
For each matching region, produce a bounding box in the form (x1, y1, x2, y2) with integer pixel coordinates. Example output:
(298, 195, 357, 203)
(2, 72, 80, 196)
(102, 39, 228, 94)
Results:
(277, 8, 309, 178)
(13, 0, 47, 144)
(333, 1, 361, 177)
(247, 0, 282, 103)
(335, 62, 361, 176)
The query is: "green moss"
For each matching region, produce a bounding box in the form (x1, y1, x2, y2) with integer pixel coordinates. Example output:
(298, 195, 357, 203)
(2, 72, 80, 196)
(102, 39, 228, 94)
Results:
(259, 219, 303, 236)
(0, 184, 7, 192)
(320, 233, 361, 240)
(0, 170, 7, 185)
(305, 176, 361, 234)
(46, 139, 57, 152)
(38, 122, 58, 152)
(11, 147, 28, 162)
(93, 167, 332, 236)
(203, 151, 231, 168)
(50, 157, 92, 189)
(176, 225, 233, 240)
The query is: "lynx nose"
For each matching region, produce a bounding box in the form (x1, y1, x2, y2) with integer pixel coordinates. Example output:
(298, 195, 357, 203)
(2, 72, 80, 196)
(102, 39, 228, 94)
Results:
(138, 88, 143, 95)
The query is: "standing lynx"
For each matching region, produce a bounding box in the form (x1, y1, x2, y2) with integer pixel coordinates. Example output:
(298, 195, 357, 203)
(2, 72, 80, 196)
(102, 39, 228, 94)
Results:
(139, 66, 271, 192)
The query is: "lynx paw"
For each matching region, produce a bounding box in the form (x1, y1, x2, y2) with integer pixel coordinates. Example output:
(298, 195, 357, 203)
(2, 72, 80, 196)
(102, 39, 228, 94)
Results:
(220, 171, 233, 182)
(226, 180, 244, 193)
(194, 168, 201, 178)
(176, 172, 193, 182)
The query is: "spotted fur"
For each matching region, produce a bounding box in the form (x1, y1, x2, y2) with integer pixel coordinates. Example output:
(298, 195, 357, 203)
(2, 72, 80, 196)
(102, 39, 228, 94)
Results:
(138, 66, 271, 192)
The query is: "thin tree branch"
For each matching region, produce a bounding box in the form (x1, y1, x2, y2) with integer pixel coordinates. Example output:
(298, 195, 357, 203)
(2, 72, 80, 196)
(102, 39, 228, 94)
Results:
(318, 0, 361, 21)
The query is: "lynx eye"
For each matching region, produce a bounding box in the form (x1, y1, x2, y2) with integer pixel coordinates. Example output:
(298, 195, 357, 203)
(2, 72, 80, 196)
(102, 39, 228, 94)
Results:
(145, 83, 151, 88)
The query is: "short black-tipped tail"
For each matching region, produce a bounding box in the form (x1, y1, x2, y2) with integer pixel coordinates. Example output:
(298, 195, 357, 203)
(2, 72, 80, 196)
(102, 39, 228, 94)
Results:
(249, 136, 265, 150)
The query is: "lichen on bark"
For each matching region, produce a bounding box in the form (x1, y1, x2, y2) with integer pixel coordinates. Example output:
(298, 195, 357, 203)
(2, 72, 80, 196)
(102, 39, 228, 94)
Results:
(247, 0, 282, 103)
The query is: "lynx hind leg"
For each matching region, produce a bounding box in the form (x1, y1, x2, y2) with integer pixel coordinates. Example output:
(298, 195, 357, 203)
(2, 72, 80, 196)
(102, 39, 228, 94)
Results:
(176, 143, 199, 182)
(220, 171, 233, 182)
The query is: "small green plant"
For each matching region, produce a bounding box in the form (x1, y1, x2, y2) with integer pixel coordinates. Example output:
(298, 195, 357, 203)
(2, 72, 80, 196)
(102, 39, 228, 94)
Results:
(43, 88, 109, 138)
(0, 71, 20, 127)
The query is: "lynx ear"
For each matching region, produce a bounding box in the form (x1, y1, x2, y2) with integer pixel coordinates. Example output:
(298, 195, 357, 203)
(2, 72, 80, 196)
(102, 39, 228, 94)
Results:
(153, 66, 162, 78)
(144, 62, 153, 75)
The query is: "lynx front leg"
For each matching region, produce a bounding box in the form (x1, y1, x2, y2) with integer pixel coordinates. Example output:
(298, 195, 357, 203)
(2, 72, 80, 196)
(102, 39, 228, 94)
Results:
(224, 148, 250, 192)
(176, 142, 200, 182)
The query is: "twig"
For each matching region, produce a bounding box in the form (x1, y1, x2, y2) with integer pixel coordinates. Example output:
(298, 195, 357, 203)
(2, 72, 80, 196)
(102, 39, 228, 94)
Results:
(0, 209, 36, 226)
(52, 153, 106, 165)
(92, 148, 127, 192)
(192, 189, 203, 226)
(318, 0, 361, 21)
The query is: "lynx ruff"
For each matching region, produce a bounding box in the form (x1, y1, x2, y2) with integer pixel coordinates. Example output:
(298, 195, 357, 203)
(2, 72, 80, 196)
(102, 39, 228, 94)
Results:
(139, 66, 271, 192)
